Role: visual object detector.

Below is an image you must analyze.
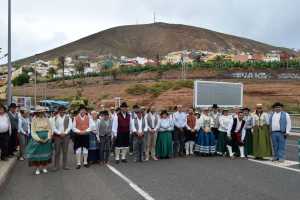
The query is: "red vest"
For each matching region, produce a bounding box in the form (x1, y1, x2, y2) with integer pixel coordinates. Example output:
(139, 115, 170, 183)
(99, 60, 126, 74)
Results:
(75, 115, 89, 134)
(117, 113, 130, 134)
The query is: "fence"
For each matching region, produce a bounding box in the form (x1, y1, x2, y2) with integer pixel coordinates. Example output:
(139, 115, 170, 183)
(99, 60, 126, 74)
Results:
(291, 114, 300, 133)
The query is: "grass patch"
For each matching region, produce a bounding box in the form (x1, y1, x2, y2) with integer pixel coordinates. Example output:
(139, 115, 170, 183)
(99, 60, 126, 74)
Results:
(126, 80, 194, 97)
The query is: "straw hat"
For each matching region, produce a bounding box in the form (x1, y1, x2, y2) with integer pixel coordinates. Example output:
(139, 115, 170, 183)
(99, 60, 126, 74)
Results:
(34, 105, 48, 113)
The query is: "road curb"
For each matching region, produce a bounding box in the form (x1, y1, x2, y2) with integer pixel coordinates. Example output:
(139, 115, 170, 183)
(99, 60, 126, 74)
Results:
(0, 157, 17, 190)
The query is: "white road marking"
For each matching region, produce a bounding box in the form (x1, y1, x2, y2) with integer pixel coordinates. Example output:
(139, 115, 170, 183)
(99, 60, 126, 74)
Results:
(287, 143, 298, 147)
(107, 164, 155, 200)
(248, 159, 300, 173)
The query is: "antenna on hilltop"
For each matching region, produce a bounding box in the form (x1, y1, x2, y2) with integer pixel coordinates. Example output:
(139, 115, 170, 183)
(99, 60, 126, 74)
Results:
(153, 12, 156, 23)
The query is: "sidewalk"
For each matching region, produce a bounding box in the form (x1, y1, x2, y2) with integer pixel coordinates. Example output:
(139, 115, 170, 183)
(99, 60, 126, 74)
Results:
(0, 157, 17, 189)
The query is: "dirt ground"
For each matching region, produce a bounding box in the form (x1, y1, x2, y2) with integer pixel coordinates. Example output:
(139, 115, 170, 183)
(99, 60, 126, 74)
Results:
(13, 76, 300, 112)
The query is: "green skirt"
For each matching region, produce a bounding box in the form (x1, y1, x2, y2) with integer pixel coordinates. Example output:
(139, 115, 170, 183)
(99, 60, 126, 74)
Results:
(156, 131, 173, 158)
(26, 131, 52, 165)
(244, 129, 253, 156)
(253, 125, 272, 158)
(216, 131, 227, 154)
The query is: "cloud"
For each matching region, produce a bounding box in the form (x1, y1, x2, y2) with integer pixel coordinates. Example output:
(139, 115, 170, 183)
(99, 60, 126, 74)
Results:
(0, 0, 300, 64)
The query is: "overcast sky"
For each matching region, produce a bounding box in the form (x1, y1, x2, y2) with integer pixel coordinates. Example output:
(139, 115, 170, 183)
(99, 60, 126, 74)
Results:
(0, 0, 299, 64)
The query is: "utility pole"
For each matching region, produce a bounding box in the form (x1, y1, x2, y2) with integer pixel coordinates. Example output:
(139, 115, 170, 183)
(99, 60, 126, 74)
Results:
(153, 12, 156, 23)
(6, 0, 12, 106)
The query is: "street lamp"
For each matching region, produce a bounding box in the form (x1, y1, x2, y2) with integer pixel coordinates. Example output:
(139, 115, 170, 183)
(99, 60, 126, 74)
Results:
(6, 0, 13, 106)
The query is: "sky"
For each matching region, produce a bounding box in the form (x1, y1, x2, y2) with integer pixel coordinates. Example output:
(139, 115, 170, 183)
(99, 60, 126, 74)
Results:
(0, 0, 300, 64)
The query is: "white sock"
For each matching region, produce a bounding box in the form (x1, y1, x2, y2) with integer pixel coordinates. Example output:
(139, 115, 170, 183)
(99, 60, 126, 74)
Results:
(76, 153, 81, 165)
(190, 142, 194, 155)
(239, 146, 245, 158)
(115, 148, 120, 160)
(121, 148, 128, 160)
(227, 145, 234, 157)
(185, 143, 189, 155)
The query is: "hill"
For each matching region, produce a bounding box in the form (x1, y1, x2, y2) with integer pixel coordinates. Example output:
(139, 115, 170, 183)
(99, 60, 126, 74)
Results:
(15, 22, 293, 65)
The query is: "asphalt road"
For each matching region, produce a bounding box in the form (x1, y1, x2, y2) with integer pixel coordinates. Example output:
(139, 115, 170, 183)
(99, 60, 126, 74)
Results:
(1, 138, 299, 200)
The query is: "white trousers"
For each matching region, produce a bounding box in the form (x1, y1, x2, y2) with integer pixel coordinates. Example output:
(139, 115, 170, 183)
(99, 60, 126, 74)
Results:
(115, 147, 128, 160)
(76, 147, 88, 165)
(185, 141, 195, 155)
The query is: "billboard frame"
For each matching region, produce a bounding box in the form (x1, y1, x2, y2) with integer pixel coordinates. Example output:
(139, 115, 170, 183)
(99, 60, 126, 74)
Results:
(193, 80, 243, 108)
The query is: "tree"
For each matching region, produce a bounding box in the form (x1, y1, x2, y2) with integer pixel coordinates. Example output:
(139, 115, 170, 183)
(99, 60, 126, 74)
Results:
(12, 72, 29, 86)
(58, 56, 65, 82)
(75, 61, 85, 78)
(47, 67, 57, 79)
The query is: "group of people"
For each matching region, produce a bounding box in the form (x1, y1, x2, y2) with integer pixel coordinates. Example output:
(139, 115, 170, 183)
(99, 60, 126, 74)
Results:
(0, 101, 292, 176)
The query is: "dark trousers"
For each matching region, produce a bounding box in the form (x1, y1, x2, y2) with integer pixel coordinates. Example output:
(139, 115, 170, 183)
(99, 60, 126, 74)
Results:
(133, 136, 145, 161)
(99, 136, 111, 162)
(8, 128, 18, 155)
(0, 132, 9, 160)
(173, 127, 186, 157)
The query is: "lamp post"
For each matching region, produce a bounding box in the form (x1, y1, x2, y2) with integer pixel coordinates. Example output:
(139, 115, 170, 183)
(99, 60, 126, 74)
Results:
(6, 0, 13, 106)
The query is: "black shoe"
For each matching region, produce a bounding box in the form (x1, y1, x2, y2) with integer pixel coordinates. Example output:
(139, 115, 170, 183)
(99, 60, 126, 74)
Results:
(76, 165, 81, 169)
(84, 164, 89, 168)
(121, 159, 127, 163)
(115, 160, 120, 164)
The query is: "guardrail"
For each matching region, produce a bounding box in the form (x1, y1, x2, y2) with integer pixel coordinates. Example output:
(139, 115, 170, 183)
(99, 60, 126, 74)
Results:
(291, 114, 300, 133)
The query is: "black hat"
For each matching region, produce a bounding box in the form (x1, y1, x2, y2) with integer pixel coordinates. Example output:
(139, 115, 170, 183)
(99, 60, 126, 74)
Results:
(9, 103, 17, 109)
(212, 104, 218, 109)
(102, 110, 109, 116)
(272, 102, 284, 108)
(120, 102, 128, 108)
(160, 110, 169, 116)
(243, 107, 251, 112)
(58, 105, 66, 111)
(78, 105, 87, 111)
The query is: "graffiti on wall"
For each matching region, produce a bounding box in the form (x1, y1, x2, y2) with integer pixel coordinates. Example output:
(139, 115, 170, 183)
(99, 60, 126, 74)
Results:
(277, 73, 300, 80)
(225, 72, 272, 79)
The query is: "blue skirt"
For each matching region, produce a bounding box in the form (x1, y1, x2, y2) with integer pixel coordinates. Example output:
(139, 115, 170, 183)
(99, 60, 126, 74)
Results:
(194, 129, 216, 154)
(89, 132, 99, 150)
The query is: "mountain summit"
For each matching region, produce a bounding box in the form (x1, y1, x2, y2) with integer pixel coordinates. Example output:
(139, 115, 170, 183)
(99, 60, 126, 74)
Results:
(18, 22, 291, 64)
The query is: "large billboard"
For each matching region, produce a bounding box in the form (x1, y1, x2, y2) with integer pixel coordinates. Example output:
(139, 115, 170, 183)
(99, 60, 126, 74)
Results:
(194, 81, 243, 108)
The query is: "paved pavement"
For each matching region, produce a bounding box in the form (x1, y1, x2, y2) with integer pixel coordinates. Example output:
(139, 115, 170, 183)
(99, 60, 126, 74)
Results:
(0, 138, 299, 200)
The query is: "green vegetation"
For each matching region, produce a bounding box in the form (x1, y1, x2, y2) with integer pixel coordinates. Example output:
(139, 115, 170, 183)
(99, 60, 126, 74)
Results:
(126, 80, 193, 97)
(12, 72, 30, 86)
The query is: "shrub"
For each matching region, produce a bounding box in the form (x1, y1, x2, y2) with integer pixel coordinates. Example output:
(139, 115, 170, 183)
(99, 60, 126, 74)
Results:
(12, 72, 30, 86)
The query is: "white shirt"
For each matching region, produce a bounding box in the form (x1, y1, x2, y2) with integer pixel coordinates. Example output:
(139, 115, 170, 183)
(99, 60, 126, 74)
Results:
(89, 118, 98, 134)
(112, 112, 132, 137)
(18, 115, 30, 136)
(198, 114, 214, 129)
(173, 111, 187, 128)
(218, 115, 233, 132)
(131, 117, 148, 133)
(53, 114, 72, 135)
(271, 112, 292, 133)
(228, 118, 246, 140)
(0, 113, 11, 134)
(72, 114, 91, 133)
(158, 118, 174, 132)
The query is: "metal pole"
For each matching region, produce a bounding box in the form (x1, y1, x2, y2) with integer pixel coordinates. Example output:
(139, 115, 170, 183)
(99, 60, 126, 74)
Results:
(6, 0, 12, 106)
(34, 64, 37, 107)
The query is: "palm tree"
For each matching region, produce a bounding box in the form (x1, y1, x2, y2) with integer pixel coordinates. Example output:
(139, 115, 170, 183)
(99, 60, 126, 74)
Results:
(58, 56, 65, 82)
(75, 61, 85, 78)
(47, 67, 57, 79)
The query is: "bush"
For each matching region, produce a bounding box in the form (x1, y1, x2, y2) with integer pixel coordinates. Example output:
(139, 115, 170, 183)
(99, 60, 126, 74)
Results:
(12, 72, 29, 86)
(126, 80, 194, 97)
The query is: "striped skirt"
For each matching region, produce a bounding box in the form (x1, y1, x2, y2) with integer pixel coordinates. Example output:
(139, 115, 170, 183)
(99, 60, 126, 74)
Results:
(194, 129, 216, 154)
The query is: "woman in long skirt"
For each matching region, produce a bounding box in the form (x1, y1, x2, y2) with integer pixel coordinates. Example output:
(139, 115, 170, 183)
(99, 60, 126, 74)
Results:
(195, 108, 215, 156)
(252, 104, 272, 159)
(25, 106, 52, 175)
(156, 110, 173, 159)
(88, 111, 100, 164)
(216, 109, 233, 156)
(243, 108, 254, 157)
